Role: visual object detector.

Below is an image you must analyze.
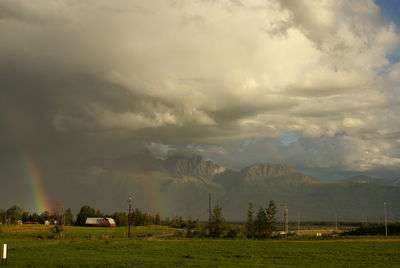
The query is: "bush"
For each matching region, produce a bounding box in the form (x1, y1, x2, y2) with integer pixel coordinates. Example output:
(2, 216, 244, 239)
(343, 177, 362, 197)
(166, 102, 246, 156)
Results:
(52, 225, 65, 239)
(195, 223, 210, 237)
(343, 223, 400, 236)
(223, 226, 241, 238)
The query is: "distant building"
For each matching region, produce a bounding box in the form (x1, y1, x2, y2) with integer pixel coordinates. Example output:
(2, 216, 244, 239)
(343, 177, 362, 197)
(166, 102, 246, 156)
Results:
(24, 221, 39, 224)
(85, 217, 116, 227)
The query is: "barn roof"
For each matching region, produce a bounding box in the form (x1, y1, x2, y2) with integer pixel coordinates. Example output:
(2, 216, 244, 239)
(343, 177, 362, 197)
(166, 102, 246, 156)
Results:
(85, 217, 116, 225)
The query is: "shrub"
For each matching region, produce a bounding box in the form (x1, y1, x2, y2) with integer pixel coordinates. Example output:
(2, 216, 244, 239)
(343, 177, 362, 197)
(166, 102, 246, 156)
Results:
(223, 226, 241, 238)
(343, 223, 400, 236)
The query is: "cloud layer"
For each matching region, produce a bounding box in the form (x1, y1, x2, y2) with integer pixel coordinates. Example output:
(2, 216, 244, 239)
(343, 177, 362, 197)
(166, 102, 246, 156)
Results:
(1, 0, 400, 191)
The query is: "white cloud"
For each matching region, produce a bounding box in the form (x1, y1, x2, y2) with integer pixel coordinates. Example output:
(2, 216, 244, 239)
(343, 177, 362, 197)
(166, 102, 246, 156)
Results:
(1, 0, 400, 173)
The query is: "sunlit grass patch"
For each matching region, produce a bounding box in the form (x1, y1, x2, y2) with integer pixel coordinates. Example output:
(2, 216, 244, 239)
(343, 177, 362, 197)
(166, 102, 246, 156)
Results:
(1, 225, 399, 267)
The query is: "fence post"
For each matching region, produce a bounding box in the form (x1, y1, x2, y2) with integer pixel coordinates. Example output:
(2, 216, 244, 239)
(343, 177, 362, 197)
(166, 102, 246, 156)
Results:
(1, 244, 7, 266)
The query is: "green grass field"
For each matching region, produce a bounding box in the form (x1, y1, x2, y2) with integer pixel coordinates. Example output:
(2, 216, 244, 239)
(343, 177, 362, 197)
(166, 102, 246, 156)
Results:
(0, 225, 399, 267)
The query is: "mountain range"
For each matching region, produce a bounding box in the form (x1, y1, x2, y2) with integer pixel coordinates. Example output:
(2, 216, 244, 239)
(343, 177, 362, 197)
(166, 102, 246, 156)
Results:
(343, 175, 400, 187)
(65, 153, 400, 222)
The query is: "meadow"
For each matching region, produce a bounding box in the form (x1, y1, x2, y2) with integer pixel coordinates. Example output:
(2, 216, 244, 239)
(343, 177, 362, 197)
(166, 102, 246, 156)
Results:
(0, 225, 399, 267)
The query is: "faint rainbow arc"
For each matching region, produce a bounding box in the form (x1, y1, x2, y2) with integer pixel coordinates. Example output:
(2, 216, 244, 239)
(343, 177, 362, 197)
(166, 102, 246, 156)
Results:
(21, 155, 53, 213)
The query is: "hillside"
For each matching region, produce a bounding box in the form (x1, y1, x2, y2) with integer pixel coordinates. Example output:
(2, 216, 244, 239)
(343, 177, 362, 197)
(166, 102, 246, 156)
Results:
(68, 154, 400, 222)
(344, 175, 400, 187)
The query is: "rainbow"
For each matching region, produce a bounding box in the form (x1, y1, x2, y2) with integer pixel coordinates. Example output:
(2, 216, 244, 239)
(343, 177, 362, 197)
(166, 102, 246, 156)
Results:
(21, 155, 53, 213)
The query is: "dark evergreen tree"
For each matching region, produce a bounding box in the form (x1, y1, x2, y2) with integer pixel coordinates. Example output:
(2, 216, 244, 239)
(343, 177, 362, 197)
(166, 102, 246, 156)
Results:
(266, 200, 277, 237)
(0, 209, 6, 224)
(245, 202, 255, 238)
(254, 207, 267, 238)
(76, 205, 97, 226)
(163, 216, 170, 226)
(186, 216, 198, 237)
(146, 212, 153, 225)
(133, 208, 144, 226)
(64, 208, 74, 226)
(21, 211, 30, 222)
(6, 205, 23, 224)
(208, 205, 226, 237)
(95, 209, 104, 217)
(170, 215, 181, 228)
(29, 213, 41, 223)
(154, 213, 161, 225)
(40, 211, 50, 223)
(113, 212, 128, 226)
(178, 216, 184, 227)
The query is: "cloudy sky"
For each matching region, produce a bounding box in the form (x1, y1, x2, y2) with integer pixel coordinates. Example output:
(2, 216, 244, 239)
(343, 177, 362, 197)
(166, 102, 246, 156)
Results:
(1, 0, 400, 210)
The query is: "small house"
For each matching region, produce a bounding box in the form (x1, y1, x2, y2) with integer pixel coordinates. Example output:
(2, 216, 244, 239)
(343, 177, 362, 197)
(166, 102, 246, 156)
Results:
(85, 217, 116, 227)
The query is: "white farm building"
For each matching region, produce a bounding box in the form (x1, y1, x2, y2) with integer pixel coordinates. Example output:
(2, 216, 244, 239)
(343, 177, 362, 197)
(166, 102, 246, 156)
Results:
(85, 217, 116, 227)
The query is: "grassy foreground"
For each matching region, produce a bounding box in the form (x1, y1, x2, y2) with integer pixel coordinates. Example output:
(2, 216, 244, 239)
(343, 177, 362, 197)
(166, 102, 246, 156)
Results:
(0, 225, 399, 267)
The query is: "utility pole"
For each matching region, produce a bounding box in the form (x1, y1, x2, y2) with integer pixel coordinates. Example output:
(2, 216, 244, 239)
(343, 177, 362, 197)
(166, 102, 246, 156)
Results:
(128, 196, 132, 238)
(361, 213, 367, 227)
(384, 202, 388, 237)
(335, 213, 338, 233)
(280, 204, 288, 234)
(285, 205, 288, 234)
(297, 211, 300, 234)
(209, 192, 211, 220)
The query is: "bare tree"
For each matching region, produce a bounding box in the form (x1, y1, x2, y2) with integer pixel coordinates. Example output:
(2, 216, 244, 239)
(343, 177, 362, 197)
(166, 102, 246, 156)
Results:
(53, 201, 65, 239)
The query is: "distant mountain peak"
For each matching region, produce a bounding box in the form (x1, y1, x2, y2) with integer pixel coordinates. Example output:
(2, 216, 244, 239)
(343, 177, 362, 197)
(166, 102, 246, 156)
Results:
(241, 163, 297, 179)
(164, 155, 225, 180)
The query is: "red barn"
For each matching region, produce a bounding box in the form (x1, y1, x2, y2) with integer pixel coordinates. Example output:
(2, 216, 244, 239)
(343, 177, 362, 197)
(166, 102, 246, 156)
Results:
(85, 217, 116, 227)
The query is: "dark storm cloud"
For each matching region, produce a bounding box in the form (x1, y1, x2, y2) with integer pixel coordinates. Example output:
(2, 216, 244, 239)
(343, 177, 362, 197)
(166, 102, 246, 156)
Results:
(1, 0, 400, 212)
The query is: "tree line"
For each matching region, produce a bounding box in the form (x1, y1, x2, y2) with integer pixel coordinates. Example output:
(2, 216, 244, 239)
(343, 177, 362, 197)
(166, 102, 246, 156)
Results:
(0, 205, 162, 227)
(0, 205, 74, 225)
(193, 200, 278, 238)
(75, 205, 163, 226)
(0, 201, 279, 239)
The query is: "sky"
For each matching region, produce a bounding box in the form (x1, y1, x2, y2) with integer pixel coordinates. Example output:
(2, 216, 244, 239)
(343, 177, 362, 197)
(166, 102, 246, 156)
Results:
(1, 0, 400, 211)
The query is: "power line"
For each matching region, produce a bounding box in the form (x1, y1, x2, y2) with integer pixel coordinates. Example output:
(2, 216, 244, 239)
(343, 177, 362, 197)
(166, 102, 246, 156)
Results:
(384, 201, 388, 237)
(280, 203, 288, 234)
(297, 211, 300, 233)
(335, 213, 338, 233)
(128, 196, 132, 238)
(208, 192, 212, 222)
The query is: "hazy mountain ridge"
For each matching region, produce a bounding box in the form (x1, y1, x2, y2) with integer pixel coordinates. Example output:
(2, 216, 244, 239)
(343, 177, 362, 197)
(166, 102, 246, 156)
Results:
(242, 163, 297, 178)
(164, 155, 226, 180)
(344, 175, 400, 187)
(71, 154, 400, 221)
